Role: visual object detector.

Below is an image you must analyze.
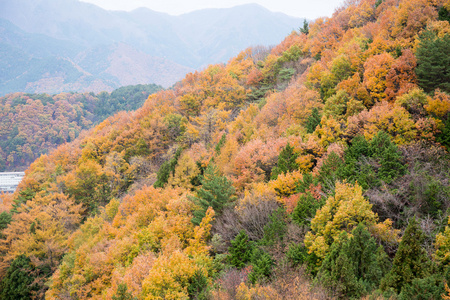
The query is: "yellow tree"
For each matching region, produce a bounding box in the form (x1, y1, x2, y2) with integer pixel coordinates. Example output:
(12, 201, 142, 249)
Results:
(434, 216, 450, 266)
(304, 181, 396, 260)
(167, 153, 200, 190)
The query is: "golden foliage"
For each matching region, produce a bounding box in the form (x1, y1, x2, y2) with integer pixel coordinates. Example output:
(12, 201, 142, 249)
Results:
(434, 216, 450, 265)
(304, 181, 396, 259)
(425, 89, 450, 118)
(346, 101, 417, 144)
(269, 170, 303, 199)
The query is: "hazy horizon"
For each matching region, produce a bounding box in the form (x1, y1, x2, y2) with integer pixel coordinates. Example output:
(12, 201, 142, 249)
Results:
(79, 0, 344, 19)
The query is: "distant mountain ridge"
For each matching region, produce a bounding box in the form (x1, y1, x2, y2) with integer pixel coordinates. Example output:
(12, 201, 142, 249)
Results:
(0, 0, 304, 95)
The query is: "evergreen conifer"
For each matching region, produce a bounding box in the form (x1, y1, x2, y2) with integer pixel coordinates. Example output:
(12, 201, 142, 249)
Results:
(154, 148, 182, 188)
(229, 230, 253, 269)
(270, 143, 299, 180)
(317, 224, 390, 298)
(191, 163, 236, 225)
(0, 255, 37, 300)
(416, 31, 450, 93)
(305, 107, 322, 133)
(112, 283, 136, 300)
(381, 217, 431, 293)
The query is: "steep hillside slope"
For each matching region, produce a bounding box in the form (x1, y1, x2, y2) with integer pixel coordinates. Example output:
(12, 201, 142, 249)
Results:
(0, 0, 450, 299)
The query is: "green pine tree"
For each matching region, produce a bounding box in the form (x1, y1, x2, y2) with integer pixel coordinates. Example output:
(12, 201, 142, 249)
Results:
(317, 231, 362, 298)
(286, 242, 308, 267)
(229, 230, 254, 269)
(317, 151, 343, 187)
(380, 217, 431, 293)
(398, 274, 446, 300)
(300, 19, 309, 35)
(295, 172, 315, 194)
(248, 248, 274, 283)
(416, 30, 450, 93)
(347, 135, 370, 159)
(317, 224, 390, 298)
(259, 208, 287, 246)
(437, 116, 450, 150)
(377, 142, 406, 183)
(190, 163, 236, 225)
(291, 193, 324, 227)
(369, 131, 406, 183)
(0, 255, 37, 300)
(215, 133, 227, 154)
(438, 6, 450, 22)
(368, 131, 392, 158)
(0, 211, 12, 239)
(347, 224, 390, 290)
(270, 143, 299, 180)
(305, 107, 322, 134)
(187, 270, 209, 300)
(375, 0, 383, 8)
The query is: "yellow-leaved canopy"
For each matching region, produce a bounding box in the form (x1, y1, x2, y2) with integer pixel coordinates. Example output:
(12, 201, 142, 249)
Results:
(304, 181, 399, 260)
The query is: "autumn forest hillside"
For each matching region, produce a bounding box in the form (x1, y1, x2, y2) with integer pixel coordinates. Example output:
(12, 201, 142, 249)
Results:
(0, 84, 162, 172)
(1, 0, 450, 299)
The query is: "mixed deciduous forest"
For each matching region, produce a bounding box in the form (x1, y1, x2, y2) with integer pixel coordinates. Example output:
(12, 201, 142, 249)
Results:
(1, 0, 450, 299)
(0, 84, 162, 171)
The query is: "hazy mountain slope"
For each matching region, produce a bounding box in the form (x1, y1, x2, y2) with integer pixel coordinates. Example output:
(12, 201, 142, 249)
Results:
(0, 0, 303, 67)
(176, 4, 301, 66)
(0, 19, 86, 94)
(0, 18, 192, 94)
(0, 0, 132, 47)
(75, 43, 194, 88)
(0, 18, 81, 58)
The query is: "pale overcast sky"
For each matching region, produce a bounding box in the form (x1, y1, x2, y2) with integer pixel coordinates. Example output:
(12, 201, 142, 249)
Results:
(80, 0, 344, 19)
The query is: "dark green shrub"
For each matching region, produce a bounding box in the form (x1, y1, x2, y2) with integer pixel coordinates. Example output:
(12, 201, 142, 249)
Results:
(259, 208, 287, 246)
(154, 147, 182, 188)
(317, 225, 390, 299)
(286, 243, 308, 267)
(112, 283, 137, 300)
(305, 107, 321, 134)
(291, 193, 324, 227)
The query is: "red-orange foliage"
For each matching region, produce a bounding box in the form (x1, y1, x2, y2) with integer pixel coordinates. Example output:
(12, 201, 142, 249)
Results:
(392, 0, 438, 39)
(232, 138, 287, 191)
(385, 49, 418, 100)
